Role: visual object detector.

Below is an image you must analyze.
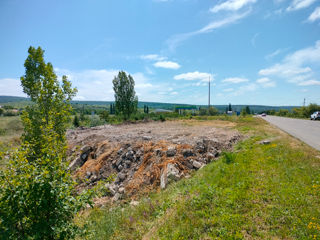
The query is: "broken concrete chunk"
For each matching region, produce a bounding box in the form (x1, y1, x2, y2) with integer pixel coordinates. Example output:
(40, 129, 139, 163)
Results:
(166, 147, 176, 157)
(118, 173, 126, 181)
(182, 149, 194, 158)
(166, 163, 180, 182)
(118, 187, 125, 194)
(143, 136, 152, 141)
(192, 160, 202, 169)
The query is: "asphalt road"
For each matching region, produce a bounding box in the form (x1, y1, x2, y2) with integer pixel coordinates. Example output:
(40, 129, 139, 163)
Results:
(262, 115, 320, 151)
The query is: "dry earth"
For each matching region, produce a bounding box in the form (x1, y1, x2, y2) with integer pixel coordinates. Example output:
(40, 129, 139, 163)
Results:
(66, 120, 241, 204)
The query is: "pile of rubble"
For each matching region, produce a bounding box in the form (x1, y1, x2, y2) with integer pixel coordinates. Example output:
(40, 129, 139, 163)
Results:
(68, 133, 241, 201)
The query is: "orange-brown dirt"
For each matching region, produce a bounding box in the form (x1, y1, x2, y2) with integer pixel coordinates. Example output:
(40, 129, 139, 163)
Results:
(66, 120, 241, 201)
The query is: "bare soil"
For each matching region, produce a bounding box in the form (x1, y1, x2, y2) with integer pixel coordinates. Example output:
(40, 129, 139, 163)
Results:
(66, 120, 241, 203)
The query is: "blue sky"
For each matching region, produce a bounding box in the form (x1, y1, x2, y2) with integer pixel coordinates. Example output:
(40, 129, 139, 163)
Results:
(0, 0, 320, 106)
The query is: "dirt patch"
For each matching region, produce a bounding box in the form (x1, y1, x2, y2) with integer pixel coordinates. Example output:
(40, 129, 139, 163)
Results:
(67, 120, 241, 202)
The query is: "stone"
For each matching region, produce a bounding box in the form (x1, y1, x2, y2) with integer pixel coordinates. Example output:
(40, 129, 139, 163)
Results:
(126, 150, 134, 160)
(182, 149, 194, 158)
(115, 158, 122, 166)
(155, 148, 162, 156)
(259, 140, 271, 145)
(206, 152, 216, 162)
(86, 171, 92, 178)
(192, 160, 202, 169)
(130, 200, 139, 206)
(68, 157, 83, 171)
(105, 183, 117, 196)
(125, 160, 131, 168)
(183, 160, 194, 169)
(118, 187, 125, 194)
(166, 163, 180, 182)
(117, 148, 123, 155)
(112, 193, 122, 201)
(80, 145, 92, 153)
(118, 173, 126, 181)
(143, 136, 152, 141)
(118, 164, 123, 171)
(160, 169, 167, 189)
(166, 147, 176, 157)
(160, 163, 180, 189)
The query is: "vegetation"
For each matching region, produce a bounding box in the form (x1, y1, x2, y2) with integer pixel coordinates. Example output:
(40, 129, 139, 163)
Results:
(78, 117, 320, 239)
(0, 46, 90, 239)
(112, 71, 138, 120)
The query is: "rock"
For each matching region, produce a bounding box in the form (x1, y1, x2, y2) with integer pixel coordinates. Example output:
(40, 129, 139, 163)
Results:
(206, 152, 216, 162)
(118, 173, 126, 181)
(183, 160, 194, 169)
(126, 150, 134, 160)
(86, 171, 92, 178)
(117, 148, 123, 155)
(167, 163, 180, 182)
(192, 160, 202, 169)
(259, 140, 271, 145)
(195, 140, 206, 153)
(160, 163, 180, 189)
(80, 145, 92, 153)
(130, 200, 139, 206)
(105, 183, 117, 196)
(155, 148, 162, 156)
(182, 149, 194, 158)
(118, 187, 125, 194)
(124, 160, 131, 168)
(143, 136, 152, 141)
(118, 164, 123, 171)
(166, 147, 176, 157)
(160, 169, 167, 189)
(112, 193, 122, 201)
(115, 158, 122, 166)
(68, 157, 83, 171)
(90, 174, 98, 182)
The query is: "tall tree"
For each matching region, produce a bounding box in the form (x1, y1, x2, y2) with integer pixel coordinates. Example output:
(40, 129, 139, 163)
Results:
(112, 71, 138, 120)
(20, 46, 77, 159)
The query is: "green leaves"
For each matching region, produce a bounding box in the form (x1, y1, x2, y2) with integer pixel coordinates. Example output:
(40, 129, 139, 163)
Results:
(112, 71, 138, 120)
(0, 46, 89, 239)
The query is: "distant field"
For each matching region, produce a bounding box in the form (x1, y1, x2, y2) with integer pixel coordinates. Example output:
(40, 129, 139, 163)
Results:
(0, 116, 23, 166)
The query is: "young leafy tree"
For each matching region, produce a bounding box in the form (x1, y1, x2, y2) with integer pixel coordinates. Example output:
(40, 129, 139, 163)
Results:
(112, 71, 138, 120)
(20, 46, 77, 160)
(0, 46, 91, 239)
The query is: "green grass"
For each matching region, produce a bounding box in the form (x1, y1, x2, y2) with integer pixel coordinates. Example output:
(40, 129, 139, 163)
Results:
(77, 117, 320, 239)
(0, 116, 23, 166)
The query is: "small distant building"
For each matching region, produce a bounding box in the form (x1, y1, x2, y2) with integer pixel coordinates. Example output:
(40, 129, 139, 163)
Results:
(227, 111, 233, 116)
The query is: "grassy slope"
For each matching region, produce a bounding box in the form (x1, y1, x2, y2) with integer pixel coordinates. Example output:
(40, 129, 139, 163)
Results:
(79, 116, 320, 239)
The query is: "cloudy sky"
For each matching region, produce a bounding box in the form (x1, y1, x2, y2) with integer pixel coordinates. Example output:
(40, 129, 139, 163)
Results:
(0, 0, 320, 105)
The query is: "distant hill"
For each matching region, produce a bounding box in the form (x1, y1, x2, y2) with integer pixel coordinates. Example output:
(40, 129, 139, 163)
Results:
(0, 95, 300, 113)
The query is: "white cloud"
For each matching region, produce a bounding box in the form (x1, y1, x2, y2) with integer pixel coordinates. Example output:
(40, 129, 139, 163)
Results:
(259, 40, 320, 85)
(256, 77, 276, 87)
(166, 10, 251, 51)
(170, 91, 178, 95)
(140, 54, 166, 61)
(174, 71, 212, 81)
(210, 0, 256, 13)
(298, 79, 320, 85)
(54, 68, 160, 101)
(265, 48, 289, 60)
(286, 0, 317, 11)
(308, 7, 320, 22)
(154, 61, 181, 69)
(0, 78, 26, 97)
(222, 77, 249, 83)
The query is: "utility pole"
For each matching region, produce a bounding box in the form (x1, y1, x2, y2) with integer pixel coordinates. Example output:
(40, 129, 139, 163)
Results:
(208, 75, 211, 109)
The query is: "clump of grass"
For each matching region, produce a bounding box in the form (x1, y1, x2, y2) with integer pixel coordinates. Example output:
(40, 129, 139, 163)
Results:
(222, 151, 236, 164)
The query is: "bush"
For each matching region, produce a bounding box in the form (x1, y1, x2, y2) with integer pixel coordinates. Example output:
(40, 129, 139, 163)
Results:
(0, 133, 92, 239)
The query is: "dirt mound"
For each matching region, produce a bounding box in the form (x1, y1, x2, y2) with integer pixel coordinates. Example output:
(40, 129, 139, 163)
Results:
(67, 121, 241, 201)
